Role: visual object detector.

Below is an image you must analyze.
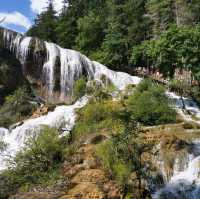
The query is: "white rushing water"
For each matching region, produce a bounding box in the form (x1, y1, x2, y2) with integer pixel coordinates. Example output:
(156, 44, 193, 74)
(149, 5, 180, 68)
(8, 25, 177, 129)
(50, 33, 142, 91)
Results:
(43, 42, 60, 96)
(0, 96, 89, 170)
(154, 94, 200, 199)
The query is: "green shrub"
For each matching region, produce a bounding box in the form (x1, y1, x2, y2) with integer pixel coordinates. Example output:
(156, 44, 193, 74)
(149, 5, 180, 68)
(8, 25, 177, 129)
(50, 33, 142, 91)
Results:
(86, 80, 113, 101)
(0, 87, 37, 128)
(126, 79, 176, 126)
(13, 127, 64, 173)
(73, 100, 125, 138)
(96, 122, 149, 192)
(0, 140, 7, 153)
(0, 127, 65, 197)
(74, 77, 87, 99)
(113, 163, 132, 185)
(96, 140, 114, 170)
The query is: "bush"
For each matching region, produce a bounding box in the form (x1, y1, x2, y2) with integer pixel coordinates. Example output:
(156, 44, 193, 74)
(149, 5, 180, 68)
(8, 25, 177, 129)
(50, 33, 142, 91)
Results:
(0, 87, 37, 128)
(13, 127, 64, 173)
(96, 121, 149, 194)
(126, 79, 176, 126)
(0, 140, 7, 153)
(86, 80, 113, 101)
(0, 127, 65, 197)
(73, 77, 87, 99)
(73, 100, 125, 138)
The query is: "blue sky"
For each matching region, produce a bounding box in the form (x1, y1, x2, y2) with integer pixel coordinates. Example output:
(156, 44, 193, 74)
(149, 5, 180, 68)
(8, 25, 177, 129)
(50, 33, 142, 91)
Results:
(0, 0, 63, 33)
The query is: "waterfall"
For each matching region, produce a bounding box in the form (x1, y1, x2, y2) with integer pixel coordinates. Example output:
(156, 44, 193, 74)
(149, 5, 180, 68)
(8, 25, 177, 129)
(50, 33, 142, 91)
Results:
(43, 42, 60, 96)
(153, 94, 200, 199)
(1, 28, 141, 101)
(59, 48, 90, 100)
(0, 27, 142, 171)
(2, 28, 200, 198)
(3, 29, 31, 66)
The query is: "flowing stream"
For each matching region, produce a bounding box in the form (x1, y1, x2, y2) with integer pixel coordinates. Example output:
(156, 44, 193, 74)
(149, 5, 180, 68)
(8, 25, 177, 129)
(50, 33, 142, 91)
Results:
(0, 96, 89, 170)
(154, 93, 200, 199)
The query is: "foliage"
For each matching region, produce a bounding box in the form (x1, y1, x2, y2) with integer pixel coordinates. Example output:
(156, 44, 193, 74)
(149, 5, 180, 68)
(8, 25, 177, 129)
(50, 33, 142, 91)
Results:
(75, 10, 107, 56)
(0, 87, 37, 128)
(73, 77, 87, 99)
(26, 0, 57, 42)
(73, 99, 125, 138)
(96, 121, 150, 195)
(0, 127, 65, 198)
(26, 0, 200, 73)
(126, 79, 176, 125)
(0, 140, 7, 154)
(132, 25, 200, 78)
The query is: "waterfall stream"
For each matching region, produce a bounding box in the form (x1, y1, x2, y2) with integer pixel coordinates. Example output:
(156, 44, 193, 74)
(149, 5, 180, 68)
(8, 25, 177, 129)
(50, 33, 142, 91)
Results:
(0, 28, 141, 171)
(0, 96, 89, 170)
(154, 93, 200, 199)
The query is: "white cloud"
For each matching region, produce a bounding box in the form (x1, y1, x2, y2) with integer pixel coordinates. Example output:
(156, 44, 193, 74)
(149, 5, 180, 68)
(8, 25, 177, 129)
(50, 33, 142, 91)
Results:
(30, 0, 64, 14)
(0, 11, 31, 30)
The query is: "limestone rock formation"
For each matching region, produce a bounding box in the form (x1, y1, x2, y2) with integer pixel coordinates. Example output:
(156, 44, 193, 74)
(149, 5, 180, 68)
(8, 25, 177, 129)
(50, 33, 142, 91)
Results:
(0, 27, 140, 103)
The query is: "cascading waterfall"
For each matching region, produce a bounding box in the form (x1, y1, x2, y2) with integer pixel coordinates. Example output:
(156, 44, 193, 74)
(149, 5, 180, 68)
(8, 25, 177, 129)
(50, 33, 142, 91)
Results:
(1, 28, 141, 101)
(3, 29, 31, 66)
(59, 48, 87, 100)
(153, 94, 200, 199)
(2, 28, 200, 198)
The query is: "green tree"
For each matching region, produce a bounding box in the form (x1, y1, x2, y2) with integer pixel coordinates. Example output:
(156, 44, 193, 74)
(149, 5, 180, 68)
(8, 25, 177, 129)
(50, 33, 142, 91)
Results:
(132, 25, 200, 78)
(0, 127, 65, 198)
(146, 0, 175, 36)
(99, 0, 130, 70)
(27, 0, 58, 43)
(97, 120, 151, 197)
(75, 9, 107, 57)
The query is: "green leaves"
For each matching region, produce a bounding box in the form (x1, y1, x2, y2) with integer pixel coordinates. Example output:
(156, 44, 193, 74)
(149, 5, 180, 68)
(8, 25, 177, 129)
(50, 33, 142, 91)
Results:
(132, 25, 200, 78)
(126, 79, 176, 125)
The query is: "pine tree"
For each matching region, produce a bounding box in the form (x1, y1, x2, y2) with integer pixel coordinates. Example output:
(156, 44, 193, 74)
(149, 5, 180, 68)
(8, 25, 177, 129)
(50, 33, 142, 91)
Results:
(75, 0, 107, 57)
(99, 0, 129, 70)
(146, 0, 175, 36)
(27, 0, 57, 43)
(56, 0, 88, 48)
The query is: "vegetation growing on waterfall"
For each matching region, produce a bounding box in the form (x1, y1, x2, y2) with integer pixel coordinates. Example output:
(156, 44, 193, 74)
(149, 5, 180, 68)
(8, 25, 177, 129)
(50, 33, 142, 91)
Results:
(0, 80, 179, 198)
(73, 77, 87, 100)
(74, 79, 176, 139)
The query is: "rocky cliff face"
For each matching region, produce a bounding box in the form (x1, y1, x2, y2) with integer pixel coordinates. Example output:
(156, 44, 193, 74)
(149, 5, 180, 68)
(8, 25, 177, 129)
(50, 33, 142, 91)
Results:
(0, 49, 27, 104)
(0, 27, 140, 103)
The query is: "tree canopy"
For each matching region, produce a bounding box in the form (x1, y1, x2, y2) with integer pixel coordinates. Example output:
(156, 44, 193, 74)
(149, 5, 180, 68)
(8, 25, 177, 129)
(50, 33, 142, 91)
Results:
(26, 0, 200, 76)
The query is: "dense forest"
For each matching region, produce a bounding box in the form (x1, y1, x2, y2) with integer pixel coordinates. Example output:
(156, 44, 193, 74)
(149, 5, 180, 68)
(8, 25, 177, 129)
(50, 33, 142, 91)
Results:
(27, 0, 200, 78)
